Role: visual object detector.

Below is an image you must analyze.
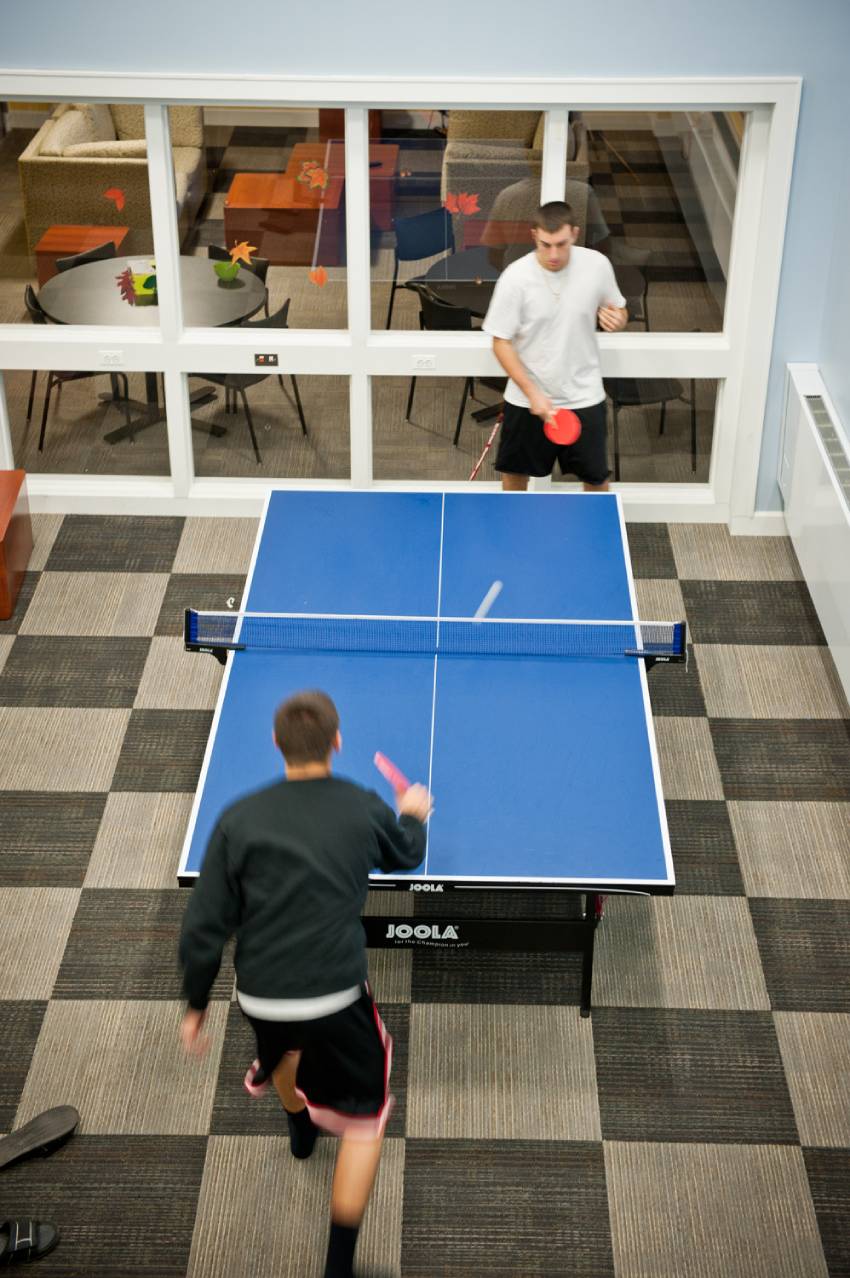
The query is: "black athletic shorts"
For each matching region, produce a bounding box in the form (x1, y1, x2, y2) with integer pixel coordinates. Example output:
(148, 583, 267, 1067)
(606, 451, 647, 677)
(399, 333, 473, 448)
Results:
(244, 985, 392, 1138)
(494, 398, 610, 485)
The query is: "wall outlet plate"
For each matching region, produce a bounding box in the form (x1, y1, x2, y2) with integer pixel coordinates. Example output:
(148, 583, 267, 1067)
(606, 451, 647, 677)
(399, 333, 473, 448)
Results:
(413, 355, 436, 370)
(99, 350, 124, 367)
(254, 353, 279, 366)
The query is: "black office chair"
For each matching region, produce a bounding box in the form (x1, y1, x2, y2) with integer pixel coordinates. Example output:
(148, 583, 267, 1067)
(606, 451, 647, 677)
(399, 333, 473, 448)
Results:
(189, 299, 308, 465)
(54, 240, 118, 272)
(24, 284, 132, 451)
(405, 285, 503, 447)
(385, 207, 454, 329)
(603, 376, 696, 481)
(208, 244, 271, 318)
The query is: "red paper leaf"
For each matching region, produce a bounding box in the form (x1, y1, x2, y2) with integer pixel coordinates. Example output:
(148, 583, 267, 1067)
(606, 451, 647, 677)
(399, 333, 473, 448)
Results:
(104, 187, 125, 212)
(457, 191, 480, 216)
(444, 192, 459, 214)
(116, 266, 135, 305)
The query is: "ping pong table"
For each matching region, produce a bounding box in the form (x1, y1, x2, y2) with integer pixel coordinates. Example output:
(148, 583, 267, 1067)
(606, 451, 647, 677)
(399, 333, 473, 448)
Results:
(179, 489, 677, 1015)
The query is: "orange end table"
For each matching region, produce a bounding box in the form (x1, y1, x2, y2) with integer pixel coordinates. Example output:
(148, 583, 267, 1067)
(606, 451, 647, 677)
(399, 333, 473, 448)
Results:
(34, 225, 130, 286)
(0, 470, 33, 621)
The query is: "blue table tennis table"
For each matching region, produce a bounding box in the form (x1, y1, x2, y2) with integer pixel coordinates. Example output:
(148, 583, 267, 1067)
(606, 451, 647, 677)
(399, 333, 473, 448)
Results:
(179, 489, 677, 1015)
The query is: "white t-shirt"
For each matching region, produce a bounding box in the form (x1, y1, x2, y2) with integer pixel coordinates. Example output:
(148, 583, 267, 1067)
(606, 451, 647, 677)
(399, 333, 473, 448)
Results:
(482, 247, 626, 410)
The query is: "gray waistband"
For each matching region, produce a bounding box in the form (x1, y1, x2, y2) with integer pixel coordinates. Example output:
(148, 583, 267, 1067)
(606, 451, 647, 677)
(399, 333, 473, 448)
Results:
(236, 984, 361, 1022)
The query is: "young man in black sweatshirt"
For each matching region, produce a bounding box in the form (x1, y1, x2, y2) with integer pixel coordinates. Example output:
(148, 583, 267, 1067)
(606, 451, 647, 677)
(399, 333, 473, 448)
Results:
(179, 689, 431, 1278)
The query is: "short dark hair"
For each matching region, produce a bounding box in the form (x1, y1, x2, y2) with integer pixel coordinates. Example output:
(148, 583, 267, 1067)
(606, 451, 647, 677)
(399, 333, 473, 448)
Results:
(532, 201, 576, 233)
(274, 690, 339, 764)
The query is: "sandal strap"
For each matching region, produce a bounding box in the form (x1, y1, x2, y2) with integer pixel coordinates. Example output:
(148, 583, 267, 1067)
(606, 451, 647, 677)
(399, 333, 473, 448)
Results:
(2, 1219, 36, 1254)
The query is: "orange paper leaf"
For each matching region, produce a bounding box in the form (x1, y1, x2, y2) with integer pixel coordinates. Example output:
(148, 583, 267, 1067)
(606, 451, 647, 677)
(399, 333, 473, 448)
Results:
(456, 191, 480, 216)
(229, 240, 257, 266)
(308, 266, 328, 287)
(308, 167, 329, 190)
(444, 192, 459, 215)
(104, 187, 125, 212)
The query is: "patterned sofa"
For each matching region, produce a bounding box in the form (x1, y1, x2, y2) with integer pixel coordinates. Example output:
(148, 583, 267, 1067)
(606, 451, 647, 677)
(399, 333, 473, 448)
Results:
(18, 103, 207, 256)
(440, 110, 591, 245)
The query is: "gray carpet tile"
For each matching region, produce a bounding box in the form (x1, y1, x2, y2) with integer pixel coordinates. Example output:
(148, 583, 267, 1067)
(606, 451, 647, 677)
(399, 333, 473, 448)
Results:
(155, 573, 246, 636)
(664, 799, 744, 894)
(84, 792, 195, 890)
(45, 515, 185, 573)
(710, 719, 850, 801)
(173, 518, 259, 574)
(0, 1000, 46, 1130)
(0, 792, 107, 887)
(0, 888, 81, 1000)
(18, 1000, 228, 1136)
(402, 1139, 615, 1277)
(697, 645, 849, 719)
(0, 571, 39, 633)
(635, 576, 686, 626)
(134, 637, 225, 711)
(773, 1012, 850, 1148)
(592, 1007, 799, 1144)
(0, 707, 129, 791)
(411, 946, 585, 1005)
(110, 709, 214, 791)
(749, 898, 850, 1013)
(655, 716, 724, 799)
(0, 1135, 208, 1278)
(27, 513, 64, 571)
(0, 635, 151, 708)
(728, 800, 850, 900)
(804, 1147, 850, 1278)
(0, 634, 11, 675)
(623, 522, 677, 577)
(681, 579, 827, 645)
(669, 524, 802, 580)
(52, 889, 234, 1001)
(646, 644, 706, 716)
(606, 1141, 830, 1278)
(19, 571, 169, 637)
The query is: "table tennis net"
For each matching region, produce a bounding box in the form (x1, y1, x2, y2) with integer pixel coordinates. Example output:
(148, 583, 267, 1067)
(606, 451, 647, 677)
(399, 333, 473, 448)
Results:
(185, 609, 687, 661)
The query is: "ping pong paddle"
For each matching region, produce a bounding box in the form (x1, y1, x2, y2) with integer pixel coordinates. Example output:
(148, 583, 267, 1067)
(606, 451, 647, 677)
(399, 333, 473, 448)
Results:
(374, 752, 410, 793)
(543, 407, 582, 445)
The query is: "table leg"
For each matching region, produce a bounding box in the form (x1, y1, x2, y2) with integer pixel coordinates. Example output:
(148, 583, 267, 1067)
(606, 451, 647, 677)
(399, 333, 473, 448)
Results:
(101, 372, 223, 444)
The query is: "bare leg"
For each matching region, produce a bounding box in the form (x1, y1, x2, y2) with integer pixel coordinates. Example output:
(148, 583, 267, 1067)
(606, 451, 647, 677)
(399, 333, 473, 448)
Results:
(272, 1050, 305, 1112)
(331, 1133, 384, 1226)
(501, 472, 530, 491)
(583, 479, 610, 493)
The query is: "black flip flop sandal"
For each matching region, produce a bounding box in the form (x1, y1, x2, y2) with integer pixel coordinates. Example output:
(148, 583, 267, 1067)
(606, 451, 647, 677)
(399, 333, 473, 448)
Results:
(0, 1107, 80, 1172)
(0, 1219, 59, 1266)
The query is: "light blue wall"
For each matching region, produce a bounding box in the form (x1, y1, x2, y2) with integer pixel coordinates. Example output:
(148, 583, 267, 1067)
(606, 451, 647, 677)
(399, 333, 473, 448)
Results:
(5, 0, 850, 508)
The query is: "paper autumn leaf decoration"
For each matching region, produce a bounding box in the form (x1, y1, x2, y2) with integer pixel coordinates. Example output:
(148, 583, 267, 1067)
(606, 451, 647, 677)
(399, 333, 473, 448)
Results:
(104, 187, 126, 212)
(444, 191, 480, 216)
(116, 266, 135, 305)
(308, 266, 328, 287)
(228, 240, 256, 266)
(308, 167, 329, 190)
(296, 160, 329, 190)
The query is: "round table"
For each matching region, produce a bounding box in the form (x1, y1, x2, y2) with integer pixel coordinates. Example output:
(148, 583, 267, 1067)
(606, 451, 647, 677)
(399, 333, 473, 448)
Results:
(38, 256, 266, 442)
(38, 255, 266, 326)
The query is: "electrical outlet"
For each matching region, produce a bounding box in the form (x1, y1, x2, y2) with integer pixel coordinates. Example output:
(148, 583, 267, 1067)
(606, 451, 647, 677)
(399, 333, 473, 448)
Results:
(254, 353, 279, 367)
(413, 355, 436, 370)
(99, 350, 124, 367)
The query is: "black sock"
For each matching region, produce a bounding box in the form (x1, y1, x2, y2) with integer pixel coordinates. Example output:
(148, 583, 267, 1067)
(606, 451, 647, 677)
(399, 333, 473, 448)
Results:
(324, 1222, 359, 1278)
(285, 1105, 318, 1159)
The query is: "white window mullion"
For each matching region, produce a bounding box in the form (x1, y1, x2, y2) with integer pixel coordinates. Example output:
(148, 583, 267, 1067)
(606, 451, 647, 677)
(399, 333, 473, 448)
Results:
(0, 372, 15, 469)
(345, 107, 373, 484)
(145, 103, 192, 497)
(540, 109, 569, 202)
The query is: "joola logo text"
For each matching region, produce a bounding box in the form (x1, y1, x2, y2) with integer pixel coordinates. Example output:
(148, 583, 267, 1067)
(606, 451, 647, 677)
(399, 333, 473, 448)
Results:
(385, 923, 459, 941)
(409, 882, 443, 892)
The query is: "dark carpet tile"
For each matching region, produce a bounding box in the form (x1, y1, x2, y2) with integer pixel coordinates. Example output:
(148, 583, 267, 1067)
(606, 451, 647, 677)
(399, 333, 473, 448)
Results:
(0, 1001, 47, 1129)
(804, 1147, 850, 1278)
(710, 720, 850, 801)
(0, 793, 107, 887)
(0, 572, 39, 634)
(209, 1002, 295, 1138)
(45, 516, 185, 573)
(749, 898, 850, 1013)
(664, 799, 744, 895)
(402, 1139, 614, 1277)
(0, 1135, 207, 1277)
(53, 889, 234, 1000)
(192, 217, 226, 243)
(0, 635, 150, 708)
(624, 523, 677, 577)
(381, 1001, 410, 1138)
(592, 1007, 799, 1144)
(411, 948, 584, 1005)
(155, 574, 246, 637)
(681, 579, 826, 645)
(111, 709, 214, 792)
(647, 645, 706, 716)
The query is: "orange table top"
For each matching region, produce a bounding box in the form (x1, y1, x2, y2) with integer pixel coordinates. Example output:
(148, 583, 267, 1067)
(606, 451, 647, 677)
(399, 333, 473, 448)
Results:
(35, 225, 130, 253)
(225, 143, 398, 213)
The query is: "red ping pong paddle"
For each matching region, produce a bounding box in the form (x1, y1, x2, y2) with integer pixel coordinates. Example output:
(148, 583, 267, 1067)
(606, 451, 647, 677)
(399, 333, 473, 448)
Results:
(543, 407, 582, 445)
(374, 752, 410, 793)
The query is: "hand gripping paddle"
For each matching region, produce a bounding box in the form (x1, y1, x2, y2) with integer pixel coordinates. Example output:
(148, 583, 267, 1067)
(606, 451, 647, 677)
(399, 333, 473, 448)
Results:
(543, 407, 582, 445)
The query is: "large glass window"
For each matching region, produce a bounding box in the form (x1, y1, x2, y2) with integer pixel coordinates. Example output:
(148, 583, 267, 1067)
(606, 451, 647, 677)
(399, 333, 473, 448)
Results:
(373, 374, 504, 481)
(177, 106, 348, 331)
(3, 367, 169, 475)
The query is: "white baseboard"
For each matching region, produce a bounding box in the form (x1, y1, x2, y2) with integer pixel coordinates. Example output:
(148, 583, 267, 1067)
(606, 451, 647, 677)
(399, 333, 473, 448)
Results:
(728, 511, 788, 536)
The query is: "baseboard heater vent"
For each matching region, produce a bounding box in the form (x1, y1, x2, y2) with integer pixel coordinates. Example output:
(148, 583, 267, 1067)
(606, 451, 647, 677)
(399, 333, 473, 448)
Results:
(780, 369, 850, 700)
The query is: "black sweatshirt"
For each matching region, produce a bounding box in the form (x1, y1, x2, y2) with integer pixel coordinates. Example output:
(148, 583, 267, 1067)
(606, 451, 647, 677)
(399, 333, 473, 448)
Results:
(179, 775, 426, 1010)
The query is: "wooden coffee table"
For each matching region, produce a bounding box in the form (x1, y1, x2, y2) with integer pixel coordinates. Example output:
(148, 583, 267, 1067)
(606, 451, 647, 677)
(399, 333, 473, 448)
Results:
(223, 142, 398, 267)
(34, 225, 130, 286)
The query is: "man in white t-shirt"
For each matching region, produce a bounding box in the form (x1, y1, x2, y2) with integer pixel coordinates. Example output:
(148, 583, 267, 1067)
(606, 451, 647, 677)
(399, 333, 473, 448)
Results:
(483, 201, 628, 492)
